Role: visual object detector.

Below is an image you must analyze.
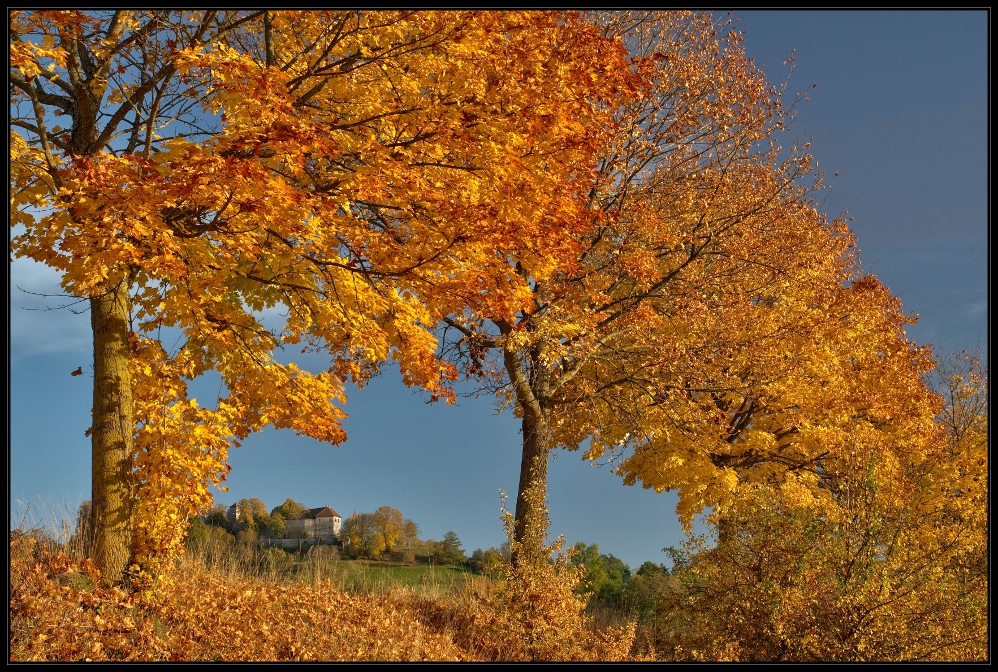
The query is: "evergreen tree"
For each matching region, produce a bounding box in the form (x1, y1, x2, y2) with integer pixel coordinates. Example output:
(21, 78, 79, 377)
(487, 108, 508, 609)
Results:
(439, 531, 466, 565)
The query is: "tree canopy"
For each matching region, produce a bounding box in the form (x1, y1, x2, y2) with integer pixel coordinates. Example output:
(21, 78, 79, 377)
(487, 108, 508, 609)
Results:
(10, 10, 964, 597)
(271, 498, 309, 522)
(10, 9, 633, 581)
(437, 11, 908, 554)
(340, 506, 418, 561)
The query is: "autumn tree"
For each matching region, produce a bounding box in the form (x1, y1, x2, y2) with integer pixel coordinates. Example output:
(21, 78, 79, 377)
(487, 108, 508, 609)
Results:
(439, 10, 861, 557)
(618, 271, 945, 522)
(932, 348, 988, 463)
(340, 513, 384, 560)
(267, 497, 312, 539)
(270, 498, 308, 522)
(230, 497, 285, 539)
(469, 547, 504, 575)
(10, 10, 632, 582)
(616, 262, 963, 659)
(921, 347, 988, 634)
(371, 506, 418, 556)
(11, 10, 256, 583)
(636, 350, 987, 661)
(652, 466, 987, 661)
(340, 507, 419, 561)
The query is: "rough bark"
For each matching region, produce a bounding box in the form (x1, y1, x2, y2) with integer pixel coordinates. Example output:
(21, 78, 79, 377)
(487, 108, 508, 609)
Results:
(504, 345, 553, 564)
(264, 11, 277, 67)
(89, 280, 134, 584)
(513, 406, 552, 554)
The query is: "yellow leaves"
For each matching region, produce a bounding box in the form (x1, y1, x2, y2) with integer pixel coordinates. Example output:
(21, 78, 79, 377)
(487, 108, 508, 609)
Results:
(661, 417, 989, 662)
(15, 11, 945, 602)
(777, 474, 817, 509)
(479, 487, 637, 661)
(652, 354, 988, 662)
(9, 33, 69, 78)
(616, 247, 662, 289)
(130, 338, 240, 571)
(9, 41, 43, 79)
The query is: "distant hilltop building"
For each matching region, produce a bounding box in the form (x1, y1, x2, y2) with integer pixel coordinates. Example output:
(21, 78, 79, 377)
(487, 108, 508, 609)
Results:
(225, 502, 342, 545)
(284, 506, 342, 542)
(225, 503, 242, 528)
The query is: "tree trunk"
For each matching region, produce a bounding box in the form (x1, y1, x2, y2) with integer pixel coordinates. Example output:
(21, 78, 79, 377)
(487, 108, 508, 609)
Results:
(264, 11, 277, 67)
(512, 406, 552, 560)
(504, 345, 552, 565)
(90, 280, 134, 585)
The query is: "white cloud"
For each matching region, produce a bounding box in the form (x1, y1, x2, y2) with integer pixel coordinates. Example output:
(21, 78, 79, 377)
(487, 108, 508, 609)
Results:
(9, 257, 92, 358)
(964, 301, 987, 319)
(9, 257, 296, 361)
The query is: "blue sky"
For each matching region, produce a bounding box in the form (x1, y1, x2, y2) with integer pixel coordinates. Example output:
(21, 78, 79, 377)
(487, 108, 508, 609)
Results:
(9, 10, 988, 570)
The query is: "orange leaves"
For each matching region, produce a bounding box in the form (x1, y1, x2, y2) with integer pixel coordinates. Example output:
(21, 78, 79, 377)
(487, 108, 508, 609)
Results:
(11, 535, 465, 661)
(398, 10, 954, 545)
(11, 525, 641, 661)
(86, 10, 636, 573)
(12, 10, 948, 593)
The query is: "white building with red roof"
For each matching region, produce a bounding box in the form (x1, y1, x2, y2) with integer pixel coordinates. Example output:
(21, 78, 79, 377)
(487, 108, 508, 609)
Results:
(283, 505, 342, 542)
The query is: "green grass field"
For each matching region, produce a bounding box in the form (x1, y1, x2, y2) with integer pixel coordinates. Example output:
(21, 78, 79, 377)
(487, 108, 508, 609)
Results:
(326, 561, 475, 593)
(243, 545, 481, 596)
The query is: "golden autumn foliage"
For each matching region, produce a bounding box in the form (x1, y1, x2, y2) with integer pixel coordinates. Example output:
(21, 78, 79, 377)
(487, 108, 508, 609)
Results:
(398, 488, 638, 661)
(340, 507, 419, 561)
(650, 488, 986, 661)
(637, 352, 988, 662)
(10, 10, 636, 580)
(489, 487, 636, 660)
(438, 10, 879, 545)
(618, 273, 943, 526)
(10, 532, 468, 661)
(11, 13, 981, 663)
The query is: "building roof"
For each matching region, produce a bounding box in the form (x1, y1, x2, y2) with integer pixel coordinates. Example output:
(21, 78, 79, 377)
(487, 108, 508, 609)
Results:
(307, 506, 341, 519)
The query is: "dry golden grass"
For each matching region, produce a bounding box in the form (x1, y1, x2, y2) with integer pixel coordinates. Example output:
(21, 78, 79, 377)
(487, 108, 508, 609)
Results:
(10, 532, 637, 662)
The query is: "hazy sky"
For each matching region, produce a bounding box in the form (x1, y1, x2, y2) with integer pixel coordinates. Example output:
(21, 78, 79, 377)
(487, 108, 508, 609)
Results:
(9, 10, 987, 570)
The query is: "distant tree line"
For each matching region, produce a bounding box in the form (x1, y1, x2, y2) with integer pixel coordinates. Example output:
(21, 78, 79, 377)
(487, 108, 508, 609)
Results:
(189, 498, 479, 567)
(70, 493, 664, 586)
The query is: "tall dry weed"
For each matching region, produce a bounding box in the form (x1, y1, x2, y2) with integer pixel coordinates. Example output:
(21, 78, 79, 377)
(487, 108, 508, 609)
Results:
(10, 490, 639, 661)
(399, 488, 637, 661)
(11, 532, 466, 661)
